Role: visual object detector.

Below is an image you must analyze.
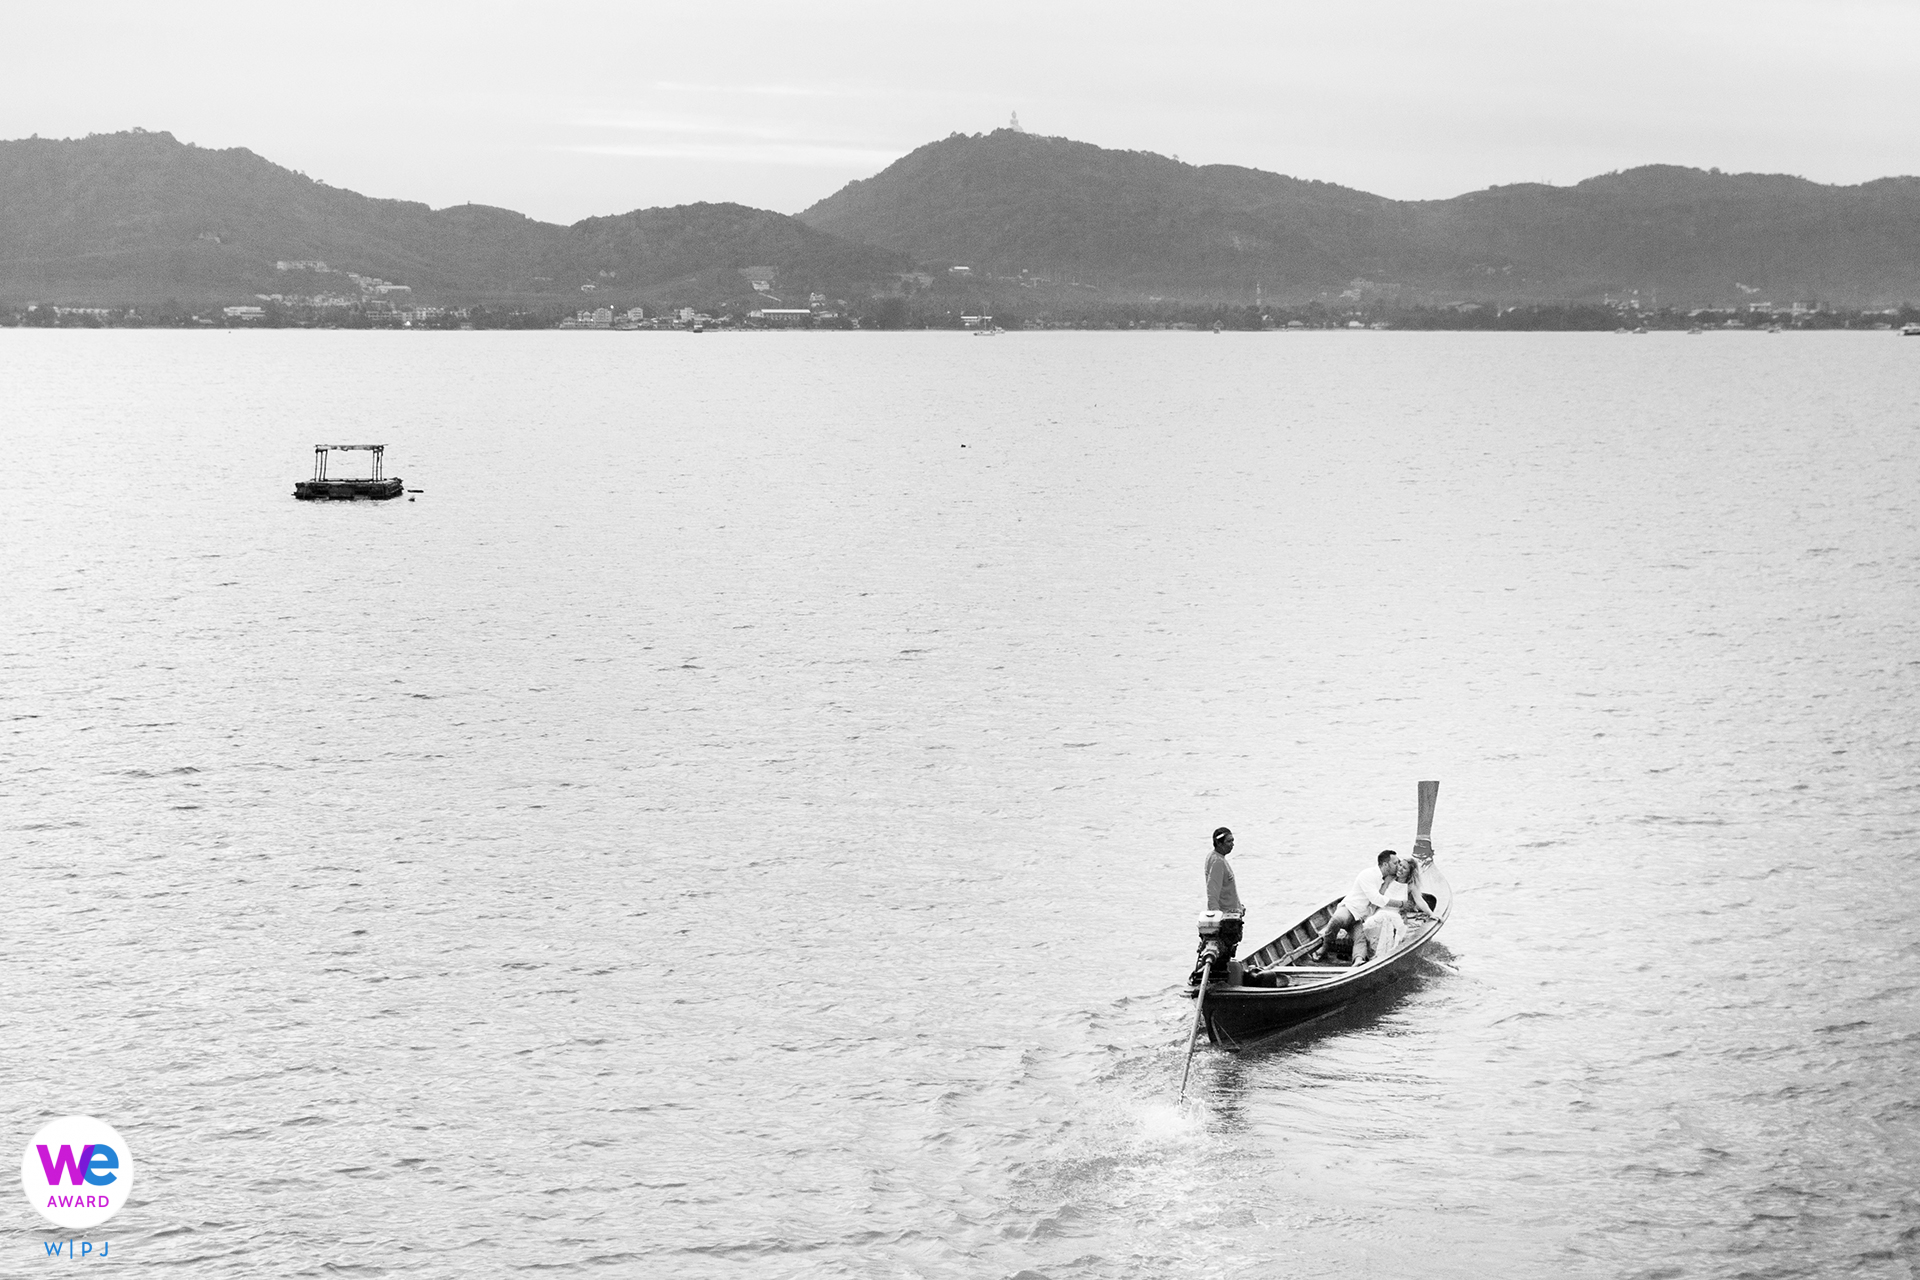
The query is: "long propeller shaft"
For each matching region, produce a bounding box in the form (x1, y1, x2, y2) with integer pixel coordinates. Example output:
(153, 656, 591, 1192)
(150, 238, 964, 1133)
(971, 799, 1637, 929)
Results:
(1178, 958, 1213, 1104)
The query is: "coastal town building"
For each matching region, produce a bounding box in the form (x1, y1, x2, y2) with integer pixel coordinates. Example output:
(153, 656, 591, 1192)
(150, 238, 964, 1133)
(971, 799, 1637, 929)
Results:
(559, 307, 617, 329)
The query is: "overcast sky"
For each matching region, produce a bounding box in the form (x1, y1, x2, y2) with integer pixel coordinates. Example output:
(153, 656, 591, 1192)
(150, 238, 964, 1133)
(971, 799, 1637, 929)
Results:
(6, 0, 1917, 224)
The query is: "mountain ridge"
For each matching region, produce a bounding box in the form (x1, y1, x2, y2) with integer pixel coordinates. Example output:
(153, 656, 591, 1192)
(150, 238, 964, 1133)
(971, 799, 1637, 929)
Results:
(0, 129, 908, 307)
(6, 126, 1920, 310)
(800, 129, 1920, 306)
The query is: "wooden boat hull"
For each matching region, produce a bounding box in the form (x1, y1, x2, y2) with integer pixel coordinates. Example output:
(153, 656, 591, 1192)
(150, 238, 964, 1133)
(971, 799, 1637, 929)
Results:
(293, 477, 404, 501)
(1185, 859, 1453, 1045)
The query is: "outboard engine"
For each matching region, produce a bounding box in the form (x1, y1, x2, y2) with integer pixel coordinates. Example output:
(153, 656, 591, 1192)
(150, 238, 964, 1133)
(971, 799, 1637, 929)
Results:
(1189, 911, 1244, 986)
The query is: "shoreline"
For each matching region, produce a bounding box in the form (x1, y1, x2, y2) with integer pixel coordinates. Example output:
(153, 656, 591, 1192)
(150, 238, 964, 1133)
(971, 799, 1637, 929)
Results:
(1, 319, 1912, 334)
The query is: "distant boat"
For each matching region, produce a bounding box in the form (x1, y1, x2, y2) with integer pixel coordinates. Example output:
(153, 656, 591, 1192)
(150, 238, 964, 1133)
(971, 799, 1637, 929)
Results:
(1688, 325, 1704, 334)
(1903, 323, 1920, 336)
(294, 444, 403, 501)
(972, 325, 1006, 337)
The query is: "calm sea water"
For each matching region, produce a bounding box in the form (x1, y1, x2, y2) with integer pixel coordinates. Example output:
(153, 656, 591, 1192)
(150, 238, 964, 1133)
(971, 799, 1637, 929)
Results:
(4, 330, 1917, 1278)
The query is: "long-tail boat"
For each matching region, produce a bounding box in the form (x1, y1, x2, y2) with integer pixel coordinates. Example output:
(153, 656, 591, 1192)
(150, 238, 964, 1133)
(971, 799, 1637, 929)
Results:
(1182, 781, 1453, 1048)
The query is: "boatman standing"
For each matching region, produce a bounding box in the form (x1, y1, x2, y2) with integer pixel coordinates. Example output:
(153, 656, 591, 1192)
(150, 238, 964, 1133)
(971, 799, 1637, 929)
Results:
(1197, 827, 1246, 982)
(1205, 827, 1243, 915)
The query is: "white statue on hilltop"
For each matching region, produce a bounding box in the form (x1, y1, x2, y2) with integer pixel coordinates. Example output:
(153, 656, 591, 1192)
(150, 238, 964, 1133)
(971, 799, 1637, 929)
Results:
(1009, 112, 1024, 133)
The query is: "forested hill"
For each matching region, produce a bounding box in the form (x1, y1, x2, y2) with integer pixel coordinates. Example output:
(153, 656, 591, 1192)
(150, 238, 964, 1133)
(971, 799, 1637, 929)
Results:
(0, 130, 907, 306)
(800, 129, 1920, 306)
(11, 127, 1920, 310)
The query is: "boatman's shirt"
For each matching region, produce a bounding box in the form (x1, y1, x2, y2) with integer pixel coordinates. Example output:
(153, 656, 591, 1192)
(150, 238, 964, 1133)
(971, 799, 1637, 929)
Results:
(1205, 852, 1244, 914)
(1340, 865, 1392, 920)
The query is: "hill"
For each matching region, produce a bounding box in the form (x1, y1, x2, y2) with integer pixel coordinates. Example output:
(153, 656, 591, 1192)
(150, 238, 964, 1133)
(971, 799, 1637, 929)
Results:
(0, 130, 908, 307)
(801, 130, 1920, 306)
(11, 127, 1920, 313)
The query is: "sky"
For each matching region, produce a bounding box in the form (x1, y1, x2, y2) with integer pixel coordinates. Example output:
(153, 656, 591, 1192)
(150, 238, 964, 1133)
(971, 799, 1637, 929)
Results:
(6, 0, 1918, 225)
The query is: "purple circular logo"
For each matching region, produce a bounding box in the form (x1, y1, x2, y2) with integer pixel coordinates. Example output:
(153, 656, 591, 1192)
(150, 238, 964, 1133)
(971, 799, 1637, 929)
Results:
(20, 1116, 134, 1229)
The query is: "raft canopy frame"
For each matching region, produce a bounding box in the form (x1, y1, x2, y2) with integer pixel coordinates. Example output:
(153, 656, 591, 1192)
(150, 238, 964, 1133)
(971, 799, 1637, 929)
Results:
(312, 444, 387, 482)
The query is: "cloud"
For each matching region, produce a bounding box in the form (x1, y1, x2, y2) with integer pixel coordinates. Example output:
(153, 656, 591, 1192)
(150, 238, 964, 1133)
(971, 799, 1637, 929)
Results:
(572, 111, 847, 140)
(563, 111, 901, 168)
(565, 141, 902, 168)
(649, 81, 877, 100)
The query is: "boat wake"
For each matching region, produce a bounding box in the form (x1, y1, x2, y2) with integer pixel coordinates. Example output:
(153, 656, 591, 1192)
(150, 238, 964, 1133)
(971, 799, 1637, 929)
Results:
(1136, 1099, 1209, 1141)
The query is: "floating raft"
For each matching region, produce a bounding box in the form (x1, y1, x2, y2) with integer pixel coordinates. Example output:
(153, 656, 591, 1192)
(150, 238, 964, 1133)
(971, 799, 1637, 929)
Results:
(294, 477, 403, 500)
(294, 444, 404, 501)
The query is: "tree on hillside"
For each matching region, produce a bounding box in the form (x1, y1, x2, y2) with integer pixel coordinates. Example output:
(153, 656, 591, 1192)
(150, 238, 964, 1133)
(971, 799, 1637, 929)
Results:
(864, 296, 910, 328)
